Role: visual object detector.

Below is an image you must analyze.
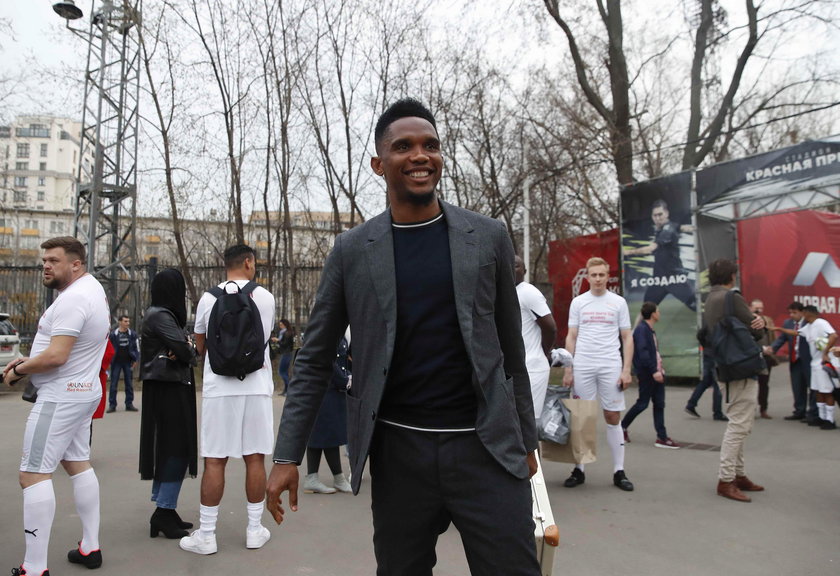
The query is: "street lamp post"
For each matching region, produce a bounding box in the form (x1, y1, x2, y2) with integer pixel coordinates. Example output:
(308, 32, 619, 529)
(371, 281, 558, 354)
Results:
(53, 0, 141, 322)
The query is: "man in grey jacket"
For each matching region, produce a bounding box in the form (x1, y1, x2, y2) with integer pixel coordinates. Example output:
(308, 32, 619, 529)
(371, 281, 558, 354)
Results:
(703, 259, 766, 502)
(266, 98, 540, 575)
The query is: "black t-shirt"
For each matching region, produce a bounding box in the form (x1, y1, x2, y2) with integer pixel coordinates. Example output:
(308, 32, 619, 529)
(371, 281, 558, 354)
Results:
(653, 221, 684, 275)
(114, 330, 131, 363)
(378, 213, 477, 429)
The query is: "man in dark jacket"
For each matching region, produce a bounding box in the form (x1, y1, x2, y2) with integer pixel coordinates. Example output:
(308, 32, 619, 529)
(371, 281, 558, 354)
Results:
(621, 302, 679, 448)
(704, 259, 766, 502)
(108, 315, 139, 412)
(770, 302, 815, 422)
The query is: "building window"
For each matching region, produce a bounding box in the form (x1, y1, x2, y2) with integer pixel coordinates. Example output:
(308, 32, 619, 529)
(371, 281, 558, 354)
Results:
(14, 176, 27, 187)
(16, 143, 30, 158)
(50, 221, 66, 234)
(15, 161, 27, 170)
(13, 190, 26, 203)
(39, 162, 47, 171)
(40, 143, 48, 157)
(38, 176, 45, 186)
(37, 191, 45, 201)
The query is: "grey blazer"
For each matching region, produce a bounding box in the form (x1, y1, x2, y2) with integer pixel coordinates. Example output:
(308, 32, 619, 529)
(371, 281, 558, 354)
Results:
(273, 201, 537, 494)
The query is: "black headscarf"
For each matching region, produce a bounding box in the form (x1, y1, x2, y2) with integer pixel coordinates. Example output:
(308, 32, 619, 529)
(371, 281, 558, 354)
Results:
(150, 268, 187, 328)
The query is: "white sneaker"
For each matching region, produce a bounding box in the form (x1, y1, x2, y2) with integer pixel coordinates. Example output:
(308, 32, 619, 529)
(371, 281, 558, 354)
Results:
(303, 473, 336, 494)
(246, 525, 271, 549)
(333, 473, 352, 493)
(180, 530, 217, 555)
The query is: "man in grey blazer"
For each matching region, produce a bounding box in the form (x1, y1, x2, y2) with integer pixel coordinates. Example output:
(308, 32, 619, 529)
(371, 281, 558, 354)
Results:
(266, 98, 541, 575)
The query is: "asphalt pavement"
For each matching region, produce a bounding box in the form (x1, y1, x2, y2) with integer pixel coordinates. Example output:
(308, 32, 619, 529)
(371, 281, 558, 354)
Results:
(0, 368, 838, 576)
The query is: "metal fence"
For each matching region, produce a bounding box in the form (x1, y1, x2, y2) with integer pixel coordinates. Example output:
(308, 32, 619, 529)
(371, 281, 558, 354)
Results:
(0, 263, 325, 345)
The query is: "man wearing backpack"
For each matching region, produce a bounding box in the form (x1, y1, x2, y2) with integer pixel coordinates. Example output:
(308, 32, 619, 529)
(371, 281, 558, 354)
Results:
(180, 244, 275, 555)
(703, 259, 766, 503)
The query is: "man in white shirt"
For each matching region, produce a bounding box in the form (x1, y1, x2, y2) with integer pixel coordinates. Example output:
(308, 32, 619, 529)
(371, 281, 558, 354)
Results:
(777, 305, 837, 430)
(180, 244, 275, 555)
(3, 237, 110, 576)
(514, 256, 556, 419)
(562, 257, 635, 491)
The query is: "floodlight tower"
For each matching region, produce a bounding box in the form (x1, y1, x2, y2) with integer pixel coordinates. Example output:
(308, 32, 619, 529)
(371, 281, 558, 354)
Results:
(53, 0, 141, 320)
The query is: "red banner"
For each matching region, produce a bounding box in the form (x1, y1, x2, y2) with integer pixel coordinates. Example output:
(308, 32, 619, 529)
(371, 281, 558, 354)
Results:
(548, 229, 620, 343)
(738, 210, 840, 336)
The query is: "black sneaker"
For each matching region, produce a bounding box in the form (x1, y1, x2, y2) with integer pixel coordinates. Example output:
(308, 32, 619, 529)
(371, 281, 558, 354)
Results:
(684, 406, 701, 418)
(807, 418, 825, 427)
(820, 420, 837, 430)
(67, 545, 102, 569)
(713, 414, 729, 422)
(125, 405, 138, 412)
(563, 468, 585, 488)
(11, 567, 50, 576)
(783, 413, 805, 421)
(613, 470, 634, 492)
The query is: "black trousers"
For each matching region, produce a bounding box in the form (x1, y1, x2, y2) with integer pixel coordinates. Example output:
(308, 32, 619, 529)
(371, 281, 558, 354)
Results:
(369, 424, 540, 576)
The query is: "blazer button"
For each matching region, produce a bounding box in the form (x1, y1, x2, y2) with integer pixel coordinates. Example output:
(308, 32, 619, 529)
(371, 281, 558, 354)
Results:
(383, 368, 387, 375)
(371, 411, 376, 421)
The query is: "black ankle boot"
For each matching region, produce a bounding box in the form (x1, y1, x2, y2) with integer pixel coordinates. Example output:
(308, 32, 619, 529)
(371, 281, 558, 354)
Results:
(150, 508, 189, 539)
(171, 509, 193, 529)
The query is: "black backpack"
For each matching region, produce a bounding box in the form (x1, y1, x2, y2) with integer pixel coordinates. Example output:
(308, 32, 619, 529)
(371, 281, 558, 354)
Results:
(206, 280, 266, 381)
(707, 290, 766, 384)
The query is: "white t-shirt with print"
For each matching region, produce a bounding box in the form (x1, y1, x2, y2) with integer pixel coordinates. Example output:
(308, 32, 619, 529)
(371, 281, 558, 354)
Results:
(195, 279, 275, 397)
(517, 281, 552, 374)
(568, 290, 631, 362)
(31, 274, 110, 403)
(799, 317, 836, 367)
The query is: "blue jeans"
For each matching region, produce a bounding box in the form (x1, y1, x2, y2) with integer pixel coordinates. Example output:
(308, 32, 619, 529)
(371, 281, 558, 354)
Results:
(687, 356, 724, 418)
(622, 374, 667, 439)
(109, 361, 134, 408)
(278, 353, 292, 391)
(151, 457, 188, 509)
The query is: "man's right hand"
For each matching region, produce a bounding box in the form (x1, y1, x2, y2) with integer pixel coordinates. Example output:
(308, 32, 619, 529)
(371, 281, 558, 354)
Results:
(265, 463, 299, 525)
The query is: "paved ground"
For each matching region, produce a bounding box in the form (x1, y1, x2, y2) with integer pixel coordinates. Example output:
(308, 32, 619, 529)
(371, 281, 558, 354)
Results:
(1, 368, 838, 575)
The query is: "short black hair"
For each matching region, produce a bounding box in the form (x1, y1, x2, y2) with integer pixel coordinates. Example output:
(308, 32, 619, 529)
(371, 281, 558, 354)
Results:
(640, 301, 658, 319)
(803, 305, 820, 316)
(223, 244, 256, 270)
(652, 199, 669, 211)
(708, 259, 738, 286)
(118, 315, 130, 322)
(374, 98, 437, 153)
(787, 301, 804, 312)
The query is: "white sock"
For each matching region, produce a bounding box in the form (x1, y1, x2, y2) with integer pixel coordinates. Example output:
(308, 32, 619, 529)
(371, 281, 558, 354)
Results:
(575, 464, 585, 473)
(606, 423, 625, 473)
(246, 500, 264, 529)
(199, 504, 219, 537)
(71, 468, 100, 553)
(825, 404, 836, 424)
(248, 500, 265, 528)
(818, 402, 826, 420)
(22, 480, 55, 576)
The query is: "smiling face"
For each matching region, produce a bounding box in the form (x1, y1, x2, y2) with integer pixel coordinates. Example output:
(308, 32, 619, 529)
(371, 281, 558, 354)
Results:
(371, 116, 442, 215)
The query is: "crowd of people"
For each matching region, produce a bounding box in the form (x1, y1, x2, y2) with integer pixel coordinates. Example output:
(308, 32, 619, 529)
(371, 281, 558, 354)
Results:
(2, 98, 838, 576)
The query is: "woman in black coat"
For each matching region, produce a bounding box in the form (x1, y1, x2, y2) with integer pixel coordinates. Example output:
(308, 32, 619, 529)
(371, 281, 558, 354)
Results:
(139, 269, 198, 539)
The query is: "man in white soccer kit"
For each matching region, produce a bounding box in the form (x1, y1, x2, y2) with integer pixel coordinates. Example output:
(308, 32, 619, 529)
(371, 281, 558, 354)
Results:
(3, 237, 110, 576)
(782, 306, 838, 430)
(179, 244, 275, 555)
(514, 256, 557, 420)
(562, 258, 635, 491)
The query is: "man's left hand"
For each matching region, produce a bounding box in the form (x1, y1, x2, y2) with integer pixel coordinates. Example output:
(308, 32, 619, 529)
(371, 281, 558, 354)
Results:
(619, 370, 632, 390)
(750, 315, 766, 330)
(527, 451, 538, 478)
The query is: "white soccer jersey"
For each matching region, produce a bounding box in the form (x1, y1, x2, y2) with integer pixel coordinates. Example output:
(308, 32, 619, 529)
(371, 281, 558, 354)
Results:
(517, 281, 553, 374)
(194, 279, 276, 397)
(799, 317, 836, 367)
(568, 290, 631, 362)
(30, 274, 110, 403)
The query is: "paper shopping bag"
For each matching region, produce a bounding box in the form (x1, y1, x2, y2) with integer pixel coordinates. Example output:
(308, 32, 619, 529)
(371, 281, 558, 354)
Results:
(540, 397, 598, 465)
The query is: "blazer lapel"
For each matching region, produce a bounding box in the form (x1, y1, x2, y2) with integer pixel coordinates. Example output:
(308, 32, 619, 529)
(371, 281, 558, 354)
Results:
(442, 202, 478, 355)
(364, 212, 397, 337)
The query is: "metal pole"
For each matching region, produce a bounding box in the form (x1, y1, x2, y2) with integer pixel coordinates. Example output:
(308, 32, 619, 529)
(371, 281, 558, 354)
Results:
(523, 143, 531, 283)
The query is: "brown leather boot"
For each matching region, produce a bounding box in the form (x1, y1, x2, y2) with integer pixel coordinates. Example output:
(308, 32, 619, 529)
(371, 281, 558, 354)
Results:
(717, 480, 751, 502)
(735, 475, 764, 491)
